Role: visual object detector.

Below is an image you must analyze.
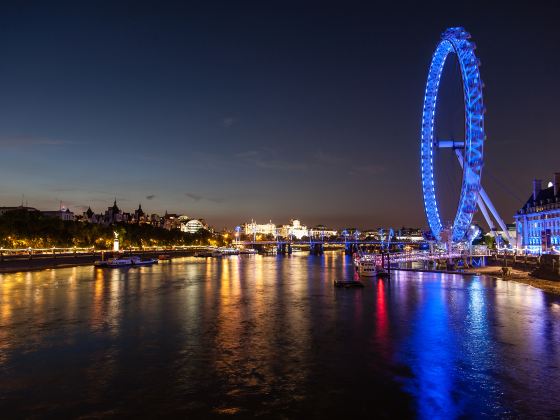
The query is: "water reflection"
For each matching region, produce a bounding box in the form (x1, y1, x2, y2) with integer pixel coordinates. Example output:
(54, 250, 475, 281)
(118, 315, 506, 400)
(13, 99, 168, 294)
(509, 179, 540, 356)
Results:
(0, 253, 559, 417)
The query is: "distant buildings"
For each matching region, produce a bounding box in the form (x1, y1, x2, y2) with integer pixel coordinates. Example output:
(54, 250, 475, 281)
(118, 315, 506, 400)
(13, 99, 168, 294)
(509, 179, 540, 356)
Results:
(0, 205, 75, 221)
(514, 173, 560, 253)
(396, 227, 424, 242)
(242, 219, 341, 240)
(0, 198, 213, 236)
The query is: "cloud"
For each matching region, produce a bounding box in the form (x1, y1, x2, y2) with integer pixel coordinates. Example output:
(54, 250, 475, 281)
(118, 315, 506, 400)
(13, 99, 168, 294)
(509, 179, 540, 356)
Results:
(222, 117, 237, 128)
(146, 194, 155, 200)
(0, 136, 80, 147)
(185, 192, 224, 203)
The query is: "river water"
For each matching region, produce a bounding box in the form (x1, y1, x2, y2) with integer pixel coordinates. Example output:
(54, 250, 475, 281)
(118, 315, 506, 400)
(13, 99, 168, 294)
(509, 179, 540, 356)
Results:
(1, 252, 559, 418)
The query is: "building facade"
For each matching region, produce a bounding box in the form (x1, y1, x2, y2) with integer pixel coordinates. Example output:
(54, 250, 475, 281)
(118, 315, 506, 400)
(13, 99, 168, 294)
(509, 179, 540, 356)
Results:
(243, 220, 277, 237)
(514, 173, 560, 253)
(42, 209, 75, 221)
(279, 219, 309, 240)
(309, 225, 338, 239)
(181, 219, 205, 234)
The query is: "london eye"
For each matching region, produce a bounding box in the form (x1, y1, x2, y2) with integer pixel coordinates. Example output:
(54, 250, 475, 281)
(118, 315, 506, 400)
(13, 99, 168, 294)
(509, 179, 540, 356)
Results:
(420, 27, 485, 243)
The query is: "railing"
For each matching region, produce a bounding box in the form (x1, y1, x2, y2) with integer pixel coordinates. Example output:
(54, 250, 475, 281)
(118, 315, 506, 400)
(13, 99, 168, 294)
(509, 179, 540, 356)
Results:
(0, 245, 213, 262)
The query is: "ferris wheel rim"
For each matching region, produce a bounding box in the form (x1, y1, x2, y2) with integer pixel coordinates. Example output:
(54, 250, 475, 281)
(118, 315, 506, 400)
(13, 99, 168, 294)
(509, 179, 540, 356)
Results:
(420, 27, 485, 243)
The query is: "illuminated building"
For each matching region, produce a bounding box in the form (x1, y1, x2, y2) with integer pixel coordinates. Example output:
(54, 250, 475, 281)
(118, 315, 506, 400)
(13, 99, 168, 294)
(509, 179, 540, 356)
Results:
(279, 219, 309, 240)
(309, 225, 338, 239)
(181, 219, 205, 234)
(243, 220, 277, 237)
(514, 173, 560, 253)
(396, 227, 424, 242)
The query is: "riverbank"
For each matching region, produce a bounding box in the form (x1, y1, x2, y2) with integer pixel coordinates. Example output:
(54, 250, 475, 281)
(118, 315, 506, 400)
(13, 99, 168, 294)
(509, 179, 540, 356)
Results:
(0, 250, 198, 274)
(465, 266, 560, 295)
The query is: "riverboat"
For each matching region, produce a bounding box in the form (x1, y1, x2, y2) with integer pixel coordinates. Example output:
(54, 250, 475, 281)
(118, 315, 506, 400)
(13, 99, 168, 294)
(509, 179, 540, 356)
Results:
(239, 248, 258, 255)
(217, 247, 240, 255)
(354, 253, 386, 277)
(106, 257, 134, 267)
(131, 256, 158, 266)
(194, 250, 223, 257)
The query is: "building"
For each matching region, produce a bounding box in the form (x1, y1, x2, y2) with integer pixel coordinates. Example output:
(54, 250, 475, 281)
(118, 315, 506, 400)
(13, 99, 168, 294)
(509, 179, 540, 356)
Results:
(181, 219, 205, 234)
(309, 225, 338, 239)
(104, 199, 126, 224)
(42, 208, 75, 221)
(163, 211, 181, 230)
(396, 227, 424, 242)
(0, 206, 39, 216)
(131, 204, 146, 224)
(243, 220, 277, 237)
(514, 173, 560, 253)
(279, 219, 309, 240)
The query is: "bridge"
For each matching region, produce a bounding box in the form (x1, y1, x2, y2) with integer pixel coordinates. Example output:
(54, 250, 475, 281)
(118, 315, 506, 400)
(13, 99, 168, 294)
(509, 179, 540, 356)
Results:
(237, 238, 425, 255)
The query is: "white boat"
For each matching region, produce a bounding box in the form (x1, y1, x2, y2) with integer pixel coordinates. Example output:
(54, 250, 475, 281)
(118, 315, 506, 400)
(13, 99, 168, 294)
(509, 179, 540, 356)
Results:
(217, 247, 240, 255)
(106, 257, 134, 267)
(358, 259, 379, 277)
(194, 250, 223, 257)
(239, 248, 258, 255)
(355, 254, 385, 277)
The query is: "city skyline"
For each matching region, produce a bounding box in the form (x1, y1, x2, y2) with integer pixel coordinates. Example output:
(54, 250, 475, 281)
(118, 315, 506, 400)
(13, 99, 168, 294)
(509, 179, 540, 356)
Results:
(0, 1, 558, 229)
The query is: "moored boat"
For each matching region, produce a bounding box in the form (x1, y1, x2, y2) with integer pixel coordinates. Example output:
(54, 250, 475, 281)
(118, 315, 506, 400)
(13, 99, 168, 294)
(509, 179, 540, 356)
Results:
(106, 257, 134, 267)
(355, 254, 385, 277)
(131, 256, 158, 266)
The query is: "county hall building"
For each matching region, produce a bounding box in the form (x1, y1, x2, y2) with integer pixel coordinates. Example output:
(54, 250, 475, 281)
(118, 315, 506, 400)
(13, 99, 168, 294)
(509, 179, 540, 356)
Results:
(514, 173, 560, 253)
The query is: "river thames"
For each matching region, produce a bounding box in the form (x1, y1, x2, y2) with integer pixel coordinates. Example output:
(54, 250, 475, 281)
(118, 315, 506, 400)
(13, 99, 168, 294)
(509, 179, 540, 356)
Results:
(1, 252, 559, 418)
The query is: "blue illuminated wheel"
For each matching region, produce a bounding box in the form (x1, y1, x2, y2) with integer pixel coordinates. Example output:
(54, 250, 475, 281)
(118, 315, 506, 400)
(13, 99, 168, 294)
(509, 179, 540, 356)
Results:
(420, 27, 484, 242)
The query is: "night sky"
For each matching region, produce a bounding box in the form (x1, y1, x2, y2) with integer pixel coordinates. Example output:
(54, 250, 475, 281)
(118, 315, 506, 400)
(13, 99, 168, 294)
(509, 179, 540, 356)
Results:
(0, 1, 558, 230)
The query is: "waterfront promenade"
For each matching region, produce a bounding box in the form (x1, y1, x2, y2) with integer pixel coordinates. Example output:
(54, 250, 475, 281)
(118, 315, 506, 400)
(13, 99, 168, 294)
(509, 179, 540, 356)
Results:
(0, 248, 206, 273)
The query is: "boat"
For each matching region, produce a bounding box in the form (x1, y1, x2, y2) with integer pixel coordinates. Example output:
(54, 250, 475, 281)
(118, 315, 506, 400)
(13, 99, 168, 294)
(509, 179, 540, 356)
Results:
(194, 250, 223, 257)
(131, 256, 158, 266)
(238, 248, 258, 255)
(355, 254, 386, 277)
(358, 259, 378, 277)
(158, 254, 172, 261)
(106, 257, 134, 267)
(217, 247, 240, 256)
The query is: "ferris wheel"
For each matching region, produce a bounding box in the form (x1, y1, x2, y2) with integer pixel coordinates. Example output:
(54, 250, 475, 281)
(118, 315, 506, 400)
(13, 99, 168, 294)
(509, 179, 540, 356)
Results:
(420, 27, 511, 244)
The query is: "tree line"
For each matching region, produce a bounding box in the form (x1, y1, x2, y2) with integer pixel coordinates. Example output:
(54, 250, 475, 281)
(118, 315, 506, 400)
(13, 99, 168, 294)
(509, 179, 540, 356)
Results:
(0, 210, 215, 249)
